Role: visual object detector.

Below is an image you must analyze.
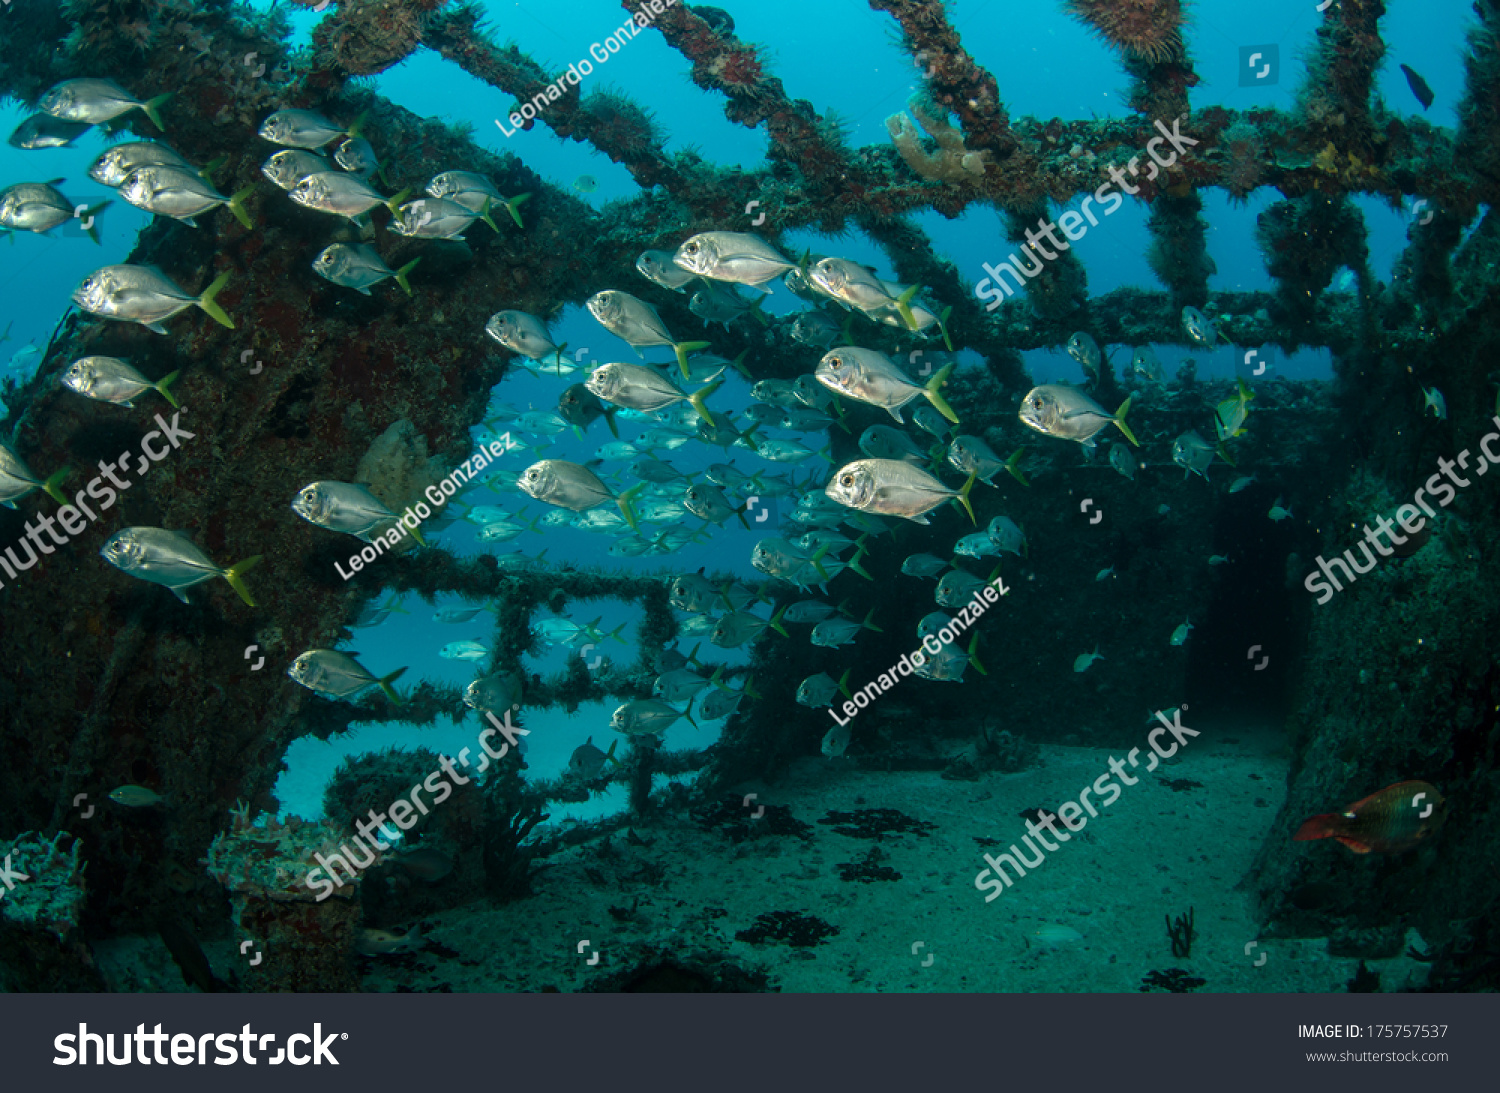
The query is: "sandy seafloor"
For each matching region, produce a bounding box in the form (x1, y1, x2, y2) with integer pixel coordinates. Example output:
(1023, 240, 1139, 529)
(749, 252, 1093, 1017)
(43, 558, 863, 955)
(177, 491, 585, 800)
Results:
(94, 721, 1432, 993)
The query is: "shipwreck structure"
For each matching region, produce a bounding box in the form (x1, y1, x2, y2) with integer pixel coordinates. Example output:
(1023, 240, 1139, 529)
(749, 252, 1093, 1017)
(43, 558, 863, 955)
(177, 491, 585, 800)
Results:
(0, 0, 1498, 990)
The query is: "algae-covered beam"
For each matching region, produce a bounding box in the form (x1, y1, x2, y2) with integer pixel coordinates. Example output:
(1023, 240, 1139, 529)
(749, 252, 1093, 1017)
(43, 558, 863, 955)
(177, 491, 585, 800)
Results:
(868, 0, 1018, 163)
(982, 286, 1363, 358)
(1456, 0, 1500, 204)
(422, 5, 691, 196)
(629, 0, 879, 204)
(1296, 0, 1388, 150)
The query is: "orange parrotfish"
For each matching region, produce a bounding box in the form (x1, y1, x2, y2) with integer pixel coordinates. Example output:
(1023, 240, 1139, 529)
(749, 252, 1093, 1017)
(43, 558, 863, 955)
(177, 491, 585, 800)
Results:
(1293, 780, 1444, 853)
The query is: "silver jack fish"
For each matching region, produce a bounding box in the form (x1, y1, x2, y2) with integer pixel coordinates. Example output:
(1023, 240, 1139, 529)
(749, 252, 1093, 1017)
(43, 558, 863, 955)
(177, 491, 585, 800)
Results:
(797, 669, 852, 709)
(91, 141, 208, 188)
(585, 362, 721, 427)
(40, 78, 170, 129)
(586, 290, 709, 381)
(8, 114, 91, 149)
(260, 149, 331, 191)
(391, 195, 496, 239)
(860, 424, 927, 464)
(292, 481, 426, 545)
(333, 136, 381, 180)
(1172, 430, 1217, 480)
(288, 649, 406, 704)
(119, 166, 253, 229)
(0, 183, 110, 244)
(808, 257, 926, 331)
(313, 243, 419, 297)
(258, 109, 363, 150)
(72, 265, 235, 334)
(611, 699, 695, 737)
(825, 458, 975, 526)
(1018, 385, 1137, 446)
(948, 435, 1027, 487)
(464, 670, 523, 715)
(1181, 305, 1222, 347)
(426, 171, 529, 227)
(690, 282, 766, 328)
(518, 459, 644, 531)
(485, 310, 565, 364)
(289, 172, 409, 224)
(62, 356, 179, 408)
(815, 348, 958, 425)
(1067, 331, 1103, 376)
(637, 249, 697, 293)
(672, 231, 795, 288)
(99, 527, 260, 606)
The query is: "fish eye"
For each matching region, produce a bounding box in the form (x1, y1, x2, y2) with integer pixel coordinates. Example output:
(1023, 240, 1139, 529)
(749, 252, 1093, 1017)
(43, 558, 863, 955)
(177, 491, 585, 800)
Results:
(840, 474, 854, 486)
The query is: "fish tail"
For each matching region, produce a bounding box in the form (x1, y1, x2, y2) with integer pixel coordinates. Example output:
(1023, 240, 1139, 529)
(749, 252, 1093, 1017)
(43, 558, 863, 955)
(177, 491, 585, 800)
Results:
(1292, 812, 1343, 842)
(603, 406, 620, 438)
(1215, 441, 1238, 468)
(743, 674, 762, 700)
(604, 738, 620, 766)
(935, 304, 955, 351)
(40, 467, 70, 506)
(384, 186, 413, 220)
(346, 111, 368, 141)
(142, 92, 172, 131)
(196, 270, 235, 329)
(809, 542, 831, 582)
(616, 482, 645, 532)
(394, 257, 421, 296)
(607, 622, 629, 645)
(924, 362, 960, 424)
(849, 545, 872, 581)
(675, 341, 712, 383)
(408, 520, 428, 548)
(967, 632, 988, 675)
(199, 154, 227, 183)
(155, 369, 181, 409)
(735, 503, 750, 531)
(836, 667, 853, 700)
(689, 377, 722, 428)
(221, 554, 262, 607)
(1112, 396, 1139, 446)
(375, 159, 392, 189)
(377, 666, 408, 705)
(82, 200, 110, 245)
(738, 420, 762, 453)
(769, 603, 789, 638)
(862, 607, 883, 632)
(477, 195, 499, 233)
(955, 472, 977, 526)
(504, 192, 531, 229)
(216, 185, 253, 230)
(730, 348, 753, 379)
(1005, 446, 1030, 487)
(708, 664, 728, 692)
(894, 283, 922, 332)
(386, 595, 410, 615)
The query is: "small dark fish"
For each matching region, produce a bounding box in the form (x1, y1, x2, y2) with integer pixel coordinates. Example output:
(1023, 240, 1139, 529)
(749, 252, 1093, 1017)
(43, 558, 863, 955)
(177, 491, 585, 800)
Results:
(557, 383, 618, 437)
(8, 114, 92, 149)
(1293, 780, 1444, 853)
(391, 848, 454, 882)
(157, 917, 233, 993)
(1399, 64, 1434, 110)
